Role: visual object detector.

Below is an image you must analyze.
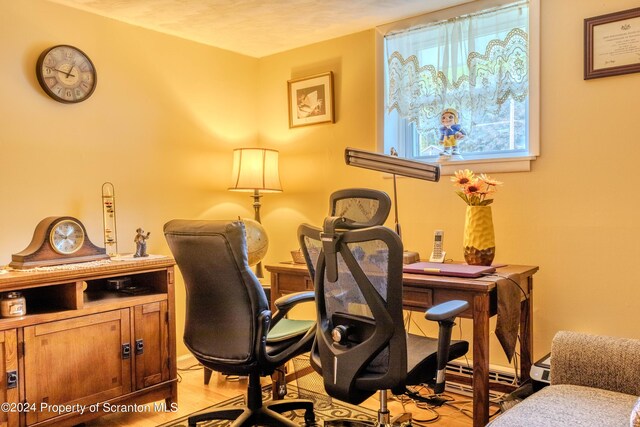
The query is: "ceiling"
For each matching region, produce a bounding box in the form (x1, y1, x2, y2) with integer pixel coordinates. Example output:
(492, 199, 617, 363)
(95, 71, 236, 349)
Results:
(46, 0, 471, 58)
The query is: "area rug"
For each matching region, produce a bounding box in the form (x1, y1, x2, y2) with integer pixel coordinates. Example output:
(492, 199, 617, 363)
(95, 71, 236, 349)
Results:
(157, 385, 376, 426)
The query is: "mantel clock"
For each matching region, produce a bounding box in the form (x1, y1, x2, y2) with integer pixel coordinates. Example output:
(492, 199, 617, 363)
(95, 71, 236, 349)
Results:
(10, 216, 109, 269)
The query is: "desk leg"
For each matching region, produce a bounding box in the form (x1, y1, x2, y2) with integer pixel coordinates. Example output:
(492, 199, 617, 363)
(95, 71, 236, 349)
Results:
(472, 293, 490, 427)
(519, 276, 534, 383)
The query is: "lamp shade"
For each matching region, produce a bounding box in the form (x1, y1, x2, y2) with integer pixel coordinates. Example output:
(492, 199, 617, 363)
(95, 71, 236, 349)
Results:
(229, 148, 282, 192)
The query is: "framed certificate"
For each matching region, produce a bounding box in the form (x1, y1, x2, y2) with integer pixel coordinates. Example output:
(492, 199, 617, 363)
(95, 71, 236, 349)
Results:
(584, 7, 640, 79)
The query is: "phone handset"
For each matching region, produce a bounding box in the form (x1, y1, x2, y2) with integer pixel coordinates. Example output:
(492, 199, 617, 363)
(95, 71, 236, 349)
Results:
(429, 230, 446, 263)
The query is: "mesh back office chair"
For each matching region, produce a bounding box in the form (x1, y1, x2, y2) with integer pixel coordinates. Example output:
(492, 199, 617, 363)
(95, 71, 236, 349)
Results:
(301, 188, 393, 280)
(298, 189, 469, 426)
(164, 220, 316, 427)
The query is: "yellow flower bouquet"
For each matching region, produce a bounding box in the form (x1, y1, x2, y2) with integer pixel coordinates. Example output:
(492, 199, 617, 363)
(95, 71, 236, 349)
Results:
(451, 169, 502, 206)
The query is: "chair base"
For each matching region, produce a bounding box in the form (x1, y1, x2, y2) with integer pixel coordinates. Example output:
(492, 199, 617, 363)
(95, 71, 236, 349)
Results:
(323, 389, 412, 427)
(190, 370, 314, 427)
(188, 398, 315, 427)
(323, 412, 412, 427)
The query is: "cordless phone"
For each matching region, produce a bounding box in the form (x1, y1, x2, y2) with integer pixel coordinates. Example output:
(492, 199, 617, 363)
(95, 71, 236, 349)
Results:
(429, 230, 446, 263)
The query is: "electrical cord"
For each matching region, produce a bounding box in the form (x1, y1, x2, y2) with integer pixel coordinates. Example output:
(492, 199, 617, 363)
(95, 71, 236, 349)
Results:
(399, 273, 527, 423)
(177, 362, 204, 371)
(482, 272, 528, 299)
(176, 362, 204, 383)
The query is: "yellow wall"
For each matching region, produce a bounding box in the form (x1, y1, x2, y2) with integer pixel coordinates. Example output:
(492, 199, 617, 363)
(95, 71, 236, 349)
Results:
(257, 0, 640, 369)
(0, 0, 261, 356)
(2, 0, 640, 370)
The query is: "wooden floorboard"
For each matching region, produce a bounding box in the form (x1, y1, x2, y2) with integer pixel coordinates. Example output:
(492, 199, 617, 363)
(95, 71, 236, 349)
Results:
(83, 356, 481, 426)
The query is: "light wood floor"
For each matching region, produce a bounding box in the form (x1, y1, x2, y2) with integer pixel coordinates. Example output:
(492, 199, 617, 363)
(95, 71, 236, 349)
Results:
(84, 356, 481, 426)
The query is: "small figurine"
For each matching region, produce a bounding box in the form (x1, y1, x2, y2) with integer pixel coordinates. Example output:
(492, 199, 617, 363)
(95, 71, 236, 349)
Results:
(134, 228, 150, 258)
(438, 108, 466, 157)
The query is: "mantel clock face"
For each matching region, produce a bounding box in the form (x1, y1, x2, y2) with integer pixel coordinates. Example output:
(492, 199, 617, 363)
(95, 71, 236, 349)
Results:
(49, 218, 85, 254)
(36, 45, 97, 103)
(10, 216, 109, 269)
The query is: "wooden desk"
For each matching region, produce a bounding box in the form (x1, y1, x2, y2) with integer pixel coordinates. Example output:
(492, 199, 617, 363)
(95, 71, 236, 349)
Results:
(266, 262, 538, 427)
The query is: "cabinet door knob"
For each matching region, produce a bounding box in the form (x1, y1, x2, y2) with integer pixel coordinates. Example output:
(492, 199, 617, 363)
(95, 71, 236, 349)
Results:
(122, 343, 131, 359)
(6, 370, 18, 389)
(135, 339, 144, 355)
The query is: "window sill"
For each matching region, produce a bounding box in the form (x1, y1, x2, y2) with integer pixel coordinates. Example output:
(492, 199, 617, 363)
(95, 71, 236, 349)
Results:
(433, 155, 536, 175)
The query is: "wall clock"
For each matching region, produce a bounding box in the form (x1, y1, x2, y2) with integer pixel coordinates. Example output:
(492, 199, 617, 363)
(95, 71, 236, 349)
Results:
(36, 45, 97, 103)
(10, 216, 109, 269)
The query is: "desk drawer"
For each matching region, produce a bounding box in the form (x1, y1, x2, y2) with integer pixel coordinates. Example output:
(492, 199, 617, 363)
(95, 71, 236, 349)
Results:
(403, 289, 433, 309)
(278, 274, 313, 293)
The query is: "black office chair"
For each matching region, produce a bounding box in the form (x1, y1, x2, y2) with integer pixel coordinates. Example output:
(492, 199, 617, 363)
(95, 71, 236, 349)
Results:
(300, 188, 393, 280)
(329, 188, 392, 228)
(164, 219, 316, 427)
(298, 189, 469, 426)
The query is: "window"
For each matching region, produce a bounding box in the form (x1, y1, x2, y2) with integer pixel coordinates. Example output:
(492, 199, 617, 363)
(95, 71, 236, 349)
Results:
(379, 0, 539, 173)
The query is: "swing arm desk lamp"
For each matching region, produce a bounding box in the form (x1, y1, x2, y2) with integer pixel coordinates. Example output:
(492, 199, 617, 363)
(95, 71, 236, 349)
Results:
(344, 147, 440, 238)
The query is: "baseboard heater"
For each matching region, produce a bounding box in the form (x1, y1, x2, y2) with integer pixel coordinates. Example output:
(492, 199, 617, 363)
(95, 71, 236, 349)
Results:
(444, 360, 519, 398)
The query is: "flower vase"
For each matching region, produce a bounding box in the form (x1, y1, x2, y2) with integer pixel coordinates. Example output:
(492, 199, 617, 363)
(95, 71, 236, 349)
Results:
(463, 205, 495, 266)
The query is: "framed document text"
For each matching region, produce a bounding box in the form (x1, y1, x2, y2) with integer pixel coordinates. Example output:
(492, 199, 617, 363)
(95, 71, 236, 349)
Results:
(585, 7, 640, 79)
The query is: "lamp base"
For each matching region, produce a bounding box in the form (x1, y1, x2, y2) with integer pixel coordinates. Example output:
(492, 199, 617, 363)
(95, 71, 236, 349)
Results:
(402, 251, 420, 264)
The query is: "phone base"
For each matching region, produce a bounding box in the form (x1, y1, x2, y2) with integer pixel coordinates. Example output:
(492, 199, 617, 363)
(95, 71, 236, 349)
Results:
(429, 250, 446, 263)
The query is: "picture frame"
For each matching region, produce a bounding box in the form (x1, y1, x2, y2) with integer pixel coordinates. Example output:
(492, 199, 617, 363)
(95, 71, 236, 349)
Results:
(288, 72, 335, 128)
(584, 7, 640, 80)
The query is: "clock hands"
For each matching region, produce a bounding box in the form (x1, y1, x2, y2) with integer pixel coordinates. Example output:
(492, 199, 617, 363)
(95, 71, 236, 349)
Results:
(46, 65, 76, 78)
(66, 64, 75, 79)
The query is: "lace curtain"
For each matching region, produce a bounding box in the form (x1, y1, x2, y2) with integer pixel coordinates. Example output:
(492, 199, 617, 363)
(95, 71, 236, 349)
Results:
(385, 1, 529, 154)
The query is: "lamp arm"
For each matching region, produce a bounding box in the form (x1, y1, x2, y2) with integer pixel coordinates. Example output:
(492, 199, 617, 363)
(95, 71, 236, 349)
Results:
(392, 174, 401, 238)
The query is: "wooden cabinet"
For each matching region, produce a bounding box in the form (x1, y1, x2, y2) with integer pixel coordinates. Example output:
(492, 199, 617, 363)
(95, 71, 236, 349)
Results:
(0, 329, 19, 427)
(23, 310, 132, 425)
(133, 301, 170, 390)
(0, 257, 176, 427)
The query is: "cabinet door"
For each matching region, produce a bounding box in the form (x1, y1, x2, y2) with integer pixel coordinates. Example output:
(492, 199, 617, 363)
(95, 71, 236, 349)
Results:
(134, 301, 169, 389)
(24, 310, 131, 425)
(0, 329, 18, 427)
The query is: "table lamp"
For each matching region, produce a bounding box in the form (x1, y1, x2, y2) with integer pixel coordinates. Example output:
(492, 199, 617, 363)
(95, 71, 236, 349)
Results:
(229, 148, 282, 277)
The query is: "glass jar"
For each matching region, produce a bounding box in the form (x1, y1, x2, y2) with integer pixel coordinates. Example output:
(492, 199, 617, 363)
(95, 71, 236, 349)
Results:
(0, 292, 27, 317)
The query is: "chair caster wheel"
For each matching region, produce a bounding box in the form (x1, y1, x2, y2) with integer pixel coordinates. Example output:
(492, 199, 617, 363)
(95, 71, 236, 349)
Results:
(304, 409, 316, 425)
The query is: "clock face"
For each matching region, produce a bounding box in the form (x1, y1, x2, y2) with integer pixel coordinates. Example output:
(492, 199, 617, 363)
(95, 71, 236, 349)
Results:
(36, 45, 97, 103)
(50, 219, 85, 255)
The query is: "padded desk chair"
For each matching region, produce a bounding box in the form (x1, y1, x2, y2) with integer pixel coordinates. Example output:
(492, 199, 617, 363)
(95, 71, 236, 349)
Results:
(298, 189, 469, 426)
(164, 220, 316, 427)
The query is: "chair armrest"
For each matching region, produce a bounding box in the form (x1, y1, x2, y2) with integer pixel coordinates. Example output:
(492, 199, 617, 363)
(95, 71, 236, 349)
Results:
(273, 291, 315, 313)
(270, 291, 315, 326)
(551, 331, 640, 396)
(425, 300, 469, 322)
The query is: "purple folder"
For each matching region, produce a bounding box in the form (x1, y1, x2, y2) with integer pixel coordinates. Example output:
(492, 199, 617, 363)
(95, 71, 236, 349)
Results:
(402, 261, 497, 278)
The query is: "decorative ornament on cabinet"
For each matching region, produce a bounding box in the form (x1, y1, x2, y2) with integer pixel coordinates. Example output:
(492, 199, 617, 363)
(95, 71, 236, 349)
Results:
(102, 182, 118, 256)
